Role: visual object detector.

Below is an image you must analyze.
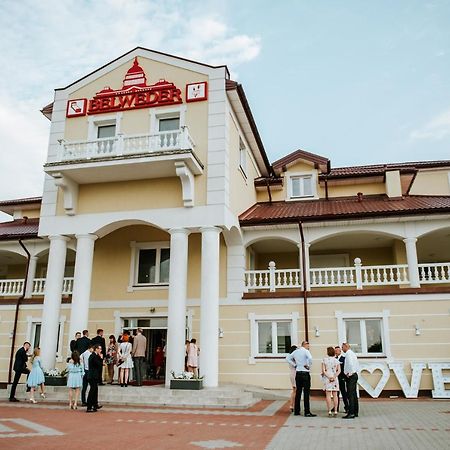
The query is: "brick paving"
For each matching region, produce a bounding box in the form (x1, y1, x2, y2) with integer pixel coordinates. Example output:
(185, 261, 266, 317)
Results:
(0, 398, 448, 449)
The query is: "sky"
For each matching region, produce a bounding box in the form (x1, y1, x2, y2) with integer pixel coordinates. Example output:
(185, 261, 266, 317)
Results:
(0, 0, 449, 202)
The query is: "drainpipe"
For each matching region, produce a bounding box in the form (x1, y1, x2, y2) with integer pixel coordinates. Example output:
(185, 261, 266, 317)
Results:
(8, 239, 30, 384)
(265, 179, 272, 204)
(298, 221, 309, 341)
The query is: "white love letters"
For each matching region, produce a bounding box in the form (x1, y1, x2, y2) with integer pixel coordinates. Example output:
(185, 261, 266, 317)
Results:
(355, 361, 449, 399)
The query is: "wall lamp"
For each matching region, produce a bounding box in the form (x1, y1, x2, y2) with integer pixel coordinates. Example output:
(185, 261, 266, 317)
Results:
(218, 328, 224, 338)
(414, 324, 421, 336)
(314, 326, 320, 337)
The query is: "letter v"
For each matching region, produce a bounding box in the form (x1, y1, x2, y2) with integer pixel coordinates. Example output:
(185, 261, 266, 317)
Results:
(389, 362, 426, 398)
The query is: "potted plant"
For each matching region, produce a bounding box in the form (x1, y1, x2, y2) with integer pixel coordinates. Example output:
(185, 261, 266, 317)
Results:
(44, 368, 68, 386)
(169, 370, 203, 390)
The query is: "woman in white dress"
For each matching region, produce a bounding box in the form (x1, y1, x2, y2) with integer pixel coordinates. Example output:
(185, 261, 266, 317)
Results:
(321, 346, 341, 416)
(117, 334, 133, 387)
(187, 338, 200, 377)
(286, 345, 297, 412)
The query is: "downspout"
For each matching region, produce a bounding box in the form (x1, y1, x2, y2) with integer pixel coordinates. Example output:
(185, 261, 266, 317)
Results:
(8, 239, 30, 383)
(265, 179, 273, 204)
(324, 176, 329, 200)
(298, 221, 309, 341)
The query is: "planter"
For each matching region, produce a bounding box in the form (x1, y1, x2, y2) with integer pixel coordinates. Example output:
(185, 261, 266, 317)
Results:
(170, 379, 203, 390)
(44, 376, 67, 386)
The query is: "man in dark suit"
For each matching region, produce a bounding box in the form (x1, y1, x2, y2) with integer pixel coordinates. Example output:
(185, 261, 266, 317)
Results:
(91, 329, 106, 385)
(335, 346, 349, 413)
(75, 329, 91, 355)
(70, 331, 81, 352)
(86, 344, 104, 413)
(9, 342, 31, 402)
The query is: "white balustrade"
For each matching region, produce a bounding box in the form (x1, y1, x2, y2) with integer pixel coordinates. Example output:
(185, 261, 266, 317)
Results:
(30, 277, 74, 296)
(59, 128, 195, 162)
(310, 267, 356, 288)
(359, 264, 409, 287)
(244, 270, 271, 291)
(418, 263, 450, 284)
(0, 279, 25, 296)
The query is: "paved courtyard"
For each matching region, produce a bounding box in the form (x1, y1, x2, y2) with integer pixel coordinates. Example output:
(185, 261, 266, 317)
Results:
(0, 397, 448, 449)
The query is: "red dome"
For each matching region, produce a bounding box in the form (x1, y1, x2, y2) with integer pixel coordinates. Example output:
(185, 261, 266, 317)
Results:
(127, 57, 144, 74)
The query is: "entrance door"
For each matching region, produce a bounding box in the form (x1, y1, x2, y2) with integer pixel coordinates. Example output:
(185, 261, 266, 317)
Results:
(142, 328, 167, 381)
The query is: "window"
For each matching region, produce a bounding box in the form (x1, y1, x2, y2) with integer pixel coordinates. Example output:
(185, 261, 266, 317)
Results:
(158, 117, 180, 132)
(290, 175, 314, 198)
(97, 124, 116, 139)
(27, 317, 65, 361)
(249, 313, 299, 361)
(129, 242, 171, 289)
(239, 138, 247, 176)
(336, 310, 390, 358)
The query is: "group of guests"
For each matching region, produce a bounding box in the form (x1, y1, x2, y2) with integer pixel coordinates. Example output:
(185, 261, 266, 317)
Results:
(287, 341, 359, 419)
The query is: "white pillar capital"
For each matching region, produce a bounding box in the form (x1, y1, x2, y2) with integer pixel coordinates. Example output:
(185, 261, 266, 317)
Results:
(200, 226, 222, 234)
(75, 233, 98, 242)
(168, 227, 191, 237)
(403, 237, 418, 244)
(48, 235, 71, 243)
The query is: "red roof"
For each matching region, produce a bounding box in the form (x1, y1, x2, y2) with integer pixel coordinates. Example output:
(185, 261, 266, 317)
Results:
(239, 195, 450, 225)
(0, 218, 40, 241)
(0, 197, 42, 206)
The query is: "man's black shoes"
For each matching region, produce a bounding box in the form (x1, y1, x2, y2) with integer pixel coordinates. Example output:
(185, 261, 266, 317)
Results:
(304, 413, 317, 417)
(86, 408, 96, 413)
(9, 398, 19, 402)
(343, 414, 355, 419)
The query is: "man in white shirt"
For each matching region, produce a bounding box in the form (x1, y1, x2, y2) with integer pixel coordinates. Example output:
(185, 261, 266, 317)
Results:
(342, 342, 359, 419)
(80, 345, 93, 406)
(286, 341, 317, 417)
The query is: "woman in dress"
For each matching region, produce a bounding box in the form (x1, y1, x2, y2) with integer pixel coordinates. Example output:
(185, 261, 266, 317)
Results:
(287, 345, 297, 412)
(105, 335, 117, 384)
(321, 346, 341, 416)
(27, 348, 45, 403)
(187, 338, 200, 377)
(67, 351, 84, 409)
(117, 333, 133, 387)
(153, 346, 164, 379)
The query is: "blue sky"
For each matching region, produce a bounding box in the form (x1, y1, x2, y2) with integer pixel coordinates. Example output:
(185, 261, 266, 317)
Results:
(0, 0, 449, 200)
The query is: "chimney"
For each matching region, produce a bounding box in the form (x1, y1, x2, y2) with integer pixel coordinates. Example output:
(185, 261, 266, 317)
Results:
(357, 192, 363, 202)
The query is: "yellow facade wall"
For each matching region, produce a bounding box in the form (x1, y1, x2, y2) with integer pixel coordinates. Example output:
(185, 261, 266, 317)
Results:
(409, 170, 450, 195)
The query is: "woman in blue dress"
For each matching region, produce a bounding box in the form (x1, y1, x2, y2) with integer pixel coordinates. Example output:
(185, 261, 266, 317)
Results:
(67, 351, 84, 409)
(27, 348, 46, 403)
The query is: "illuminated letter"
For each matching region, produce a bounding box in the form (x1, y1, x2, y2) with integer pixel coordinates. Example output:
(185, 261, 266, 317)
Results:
(389, 362, 426, 398)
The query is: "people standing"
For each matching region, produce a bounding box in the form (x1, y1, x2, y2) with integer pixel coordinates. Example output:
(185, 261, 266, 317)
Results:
(321, 347, 341, 416)
(335, 345, 348, 413)
(342, 342, 359, 419)
(105, 335, 117, 384)
(184, 340, 190, 372)
(67, 351, 84, 409)
(117, 334, 133, 387)
(70, 332, 81, 352)
(153, 346, 164, 379)
(9, 341, 31, 402)
(286, 345, 297, 412)
(80, 344, 93, 406)
(91, 329, 107, 385)
(187, 339, 200, 377)
(27, 348, 46, 404)
(131, 328, 147, 386)
(286, 341, 316, 417)
(76, 329, 91, 355)
(86, 344, 103, 413)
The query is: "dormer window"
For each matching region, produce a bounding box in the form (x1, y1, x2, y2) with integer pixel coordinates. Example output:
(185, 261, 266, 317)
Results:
(289, 174, 315, 199)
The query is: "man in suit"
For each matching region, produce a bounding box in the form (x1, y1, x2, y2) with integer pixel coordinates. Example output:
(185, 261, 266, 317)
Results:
(91, 329, 106, 385)
(342, 342, 360, 419)
(81, 344, 93, 406)
(132, 328, 147, 386)
(9, 342, 31, 402)
(286, 341, 317, 417)
(70, 332, 81, 352)
(86, 344, 104, 413)
(75, 329, 91, 355)
(335, 345, 349, 413)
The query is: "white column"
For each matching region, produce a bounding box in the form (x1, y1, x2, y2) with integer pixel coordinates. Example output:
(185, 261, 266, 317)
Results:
(40, 235, 70, 370)
(165, 228, 190, 386)
(404, 237, 420, 288)
(299, 243, 311, 291)
(68, 234, 98, 344)
(24, 255, 38, 298)
(200, 226, 221, 387)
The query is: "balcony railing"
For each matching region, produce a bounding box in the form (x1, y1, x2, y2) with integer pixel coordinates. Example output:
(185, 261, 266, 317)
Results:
(59, 127, 195, 162)
(244, 259, 412, 292)
(418, 263, 450, 284)
(0, 277, 74, 297)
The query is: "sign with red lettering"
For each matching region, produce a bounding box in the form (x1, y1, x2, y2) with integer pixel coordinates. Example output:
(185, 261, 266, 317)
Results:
(66, 57, 183, 117)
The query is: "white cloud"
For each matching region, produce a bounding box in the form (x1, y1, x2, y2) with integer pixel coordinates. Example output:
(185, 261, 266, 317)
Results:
(0, 0, 261, 202)
(410, 109, 450, 141)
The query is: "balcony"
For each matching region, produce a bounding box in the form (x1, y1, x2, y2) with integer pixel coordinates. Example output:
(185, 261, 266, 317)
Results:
(45, 127, 202, 183)
(244, 260, 450, 293)
(0, 277, 74, 297)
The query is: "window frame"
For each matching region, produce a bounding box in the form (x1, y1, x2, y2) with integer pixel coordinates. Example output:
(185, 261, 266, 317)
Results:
(87, 113, 122, 141)
(335, 310, 391, 359)
(128, 241, 170, 291)
(149, 106, 186, 135)
(248, 312, 299, 363)
(287, 172, 318, 201)
(26, 315, 66, 363)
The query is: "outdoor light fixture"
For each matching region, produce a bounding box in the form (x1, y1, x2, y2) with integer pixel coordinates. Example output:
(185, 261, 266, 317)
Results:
(218, 328, 224, 338)
(314, 326, 320, 337)
(414, 324, 421, 336)
(150, 307, 156, 313)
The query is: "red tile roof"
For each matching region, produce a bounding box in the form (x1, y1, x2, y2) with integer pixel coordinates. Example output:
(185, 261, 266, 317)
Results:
(239, 195, 450, 225)
(0, 218, 40, 241)
(273, 149, 330, 172)
(0, 197, 42, 207)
